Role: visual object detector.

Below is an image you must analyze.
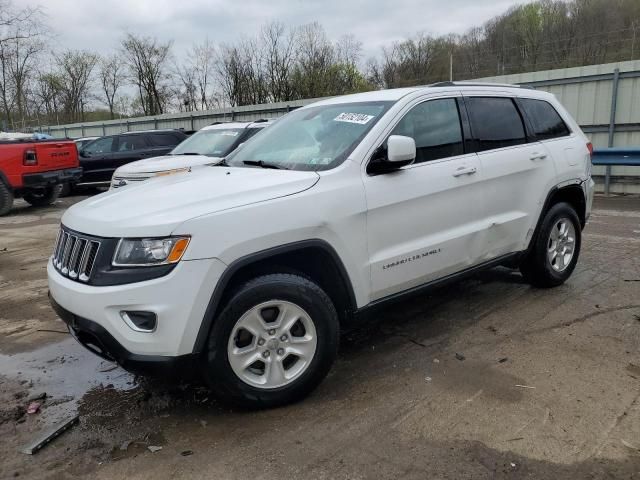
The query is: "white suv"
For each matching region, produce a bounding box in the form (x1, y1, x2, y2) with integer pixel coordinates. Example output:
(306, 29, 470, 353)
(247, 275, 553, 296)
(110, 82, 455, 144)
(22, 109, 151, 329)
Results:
(48, 83, 594, 408)
(109, 120, 273, 189)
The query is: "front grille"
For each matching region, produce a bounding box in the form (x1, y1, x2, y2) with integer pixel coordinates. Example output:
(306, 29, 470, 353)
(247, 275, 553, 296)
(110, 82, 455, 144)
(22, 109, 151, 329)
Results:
(52, 228, 101, 282)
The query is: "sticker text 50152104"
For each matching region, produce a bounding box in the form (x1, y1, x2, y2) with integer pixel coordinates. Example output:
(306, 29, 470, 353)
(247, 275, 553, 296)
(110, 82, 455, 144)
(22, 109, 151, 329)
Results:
(334, 113, 375, 125)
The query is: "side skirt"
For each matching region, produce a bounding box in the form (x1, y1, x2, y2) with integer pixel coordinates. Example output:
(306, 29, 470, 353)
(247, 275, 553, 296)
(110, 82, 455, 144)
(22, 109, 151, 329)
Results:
(354, 252, 523, 319)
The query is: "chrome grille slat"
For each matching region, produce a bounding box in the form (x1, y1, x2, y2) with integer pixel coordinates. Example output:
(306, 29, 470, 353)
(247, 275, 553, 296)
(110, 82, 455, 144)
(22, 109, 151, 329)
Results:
(60, 235, 75, 273)
(80, 241, 100, 281)
(52, 227, 101, 283)
(69, 238, 87, 279)
(55, 232, 68, 267)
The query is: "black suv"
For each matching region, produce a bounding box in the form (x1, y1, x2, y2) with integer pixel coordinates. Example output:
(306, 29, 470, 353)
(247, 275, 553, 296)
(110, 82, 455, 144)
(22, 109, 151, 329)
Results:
(76, 130, 190, 186)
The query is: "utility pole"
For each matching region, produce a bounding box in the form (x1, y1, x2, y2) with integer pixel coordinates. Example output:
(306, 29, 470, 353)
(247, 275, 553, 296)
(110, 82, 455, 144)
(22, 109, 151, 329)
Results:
(632, 21, 638, 59)
(449, 51, 453, 81)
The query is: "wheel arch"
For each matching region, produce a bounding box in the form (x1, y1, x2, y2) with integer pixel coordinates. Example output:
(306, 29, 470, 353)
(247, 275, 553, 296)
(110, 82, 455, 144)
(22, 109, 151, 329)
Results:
(192, 239, 357, 354)
(527, 181, 586, 254)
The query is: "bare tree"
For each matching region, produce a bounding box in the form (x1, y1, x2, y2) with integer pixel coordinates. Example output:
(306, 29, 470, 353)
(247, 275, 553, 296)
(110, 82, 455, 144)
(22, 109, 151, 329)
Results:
(292, 22, 335, 98)
(176, 39, 217, 111)
(0, 0, 45, 129)
(98, 54, 124, 119)
(121, 33, 172, 115)
(261, 21, 296, 102)
(191, 39, 216, 109)
(55, 50, 98, 122)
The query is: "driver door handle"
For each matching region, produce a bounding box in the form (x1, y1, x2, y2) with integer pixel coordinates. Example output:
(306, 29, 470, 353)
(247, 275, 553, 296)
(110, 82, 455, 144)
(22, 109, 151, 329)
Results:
(452, 166, 477, 177)
(530, 152, 548, 161)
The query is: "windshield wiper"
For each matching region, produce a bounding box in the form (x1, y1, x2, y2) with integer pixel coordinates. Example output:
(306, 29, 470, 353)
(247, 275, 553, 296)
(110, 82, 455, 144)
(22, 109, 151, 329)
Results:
(172, 152, 200, 156)
(242, 160, 287, 170)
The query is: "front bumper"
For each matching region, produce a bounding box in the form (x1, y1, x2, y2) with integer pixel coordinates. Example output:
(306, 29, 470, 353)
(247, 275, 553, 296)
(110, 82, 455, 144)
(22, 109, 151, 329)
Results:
(47, 256, 227, 361)
(50, 293, 195, 375)
(23, 167, 83, 188)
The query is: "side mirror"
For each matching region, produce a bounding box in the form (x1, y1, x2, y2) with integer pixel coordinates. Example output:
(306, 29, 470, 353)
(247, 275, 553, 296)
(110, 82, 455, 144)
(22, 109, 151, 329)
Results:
(367, 135, 416, 175)
(80, 149, 89, 157)
(387, 135, 416, 163)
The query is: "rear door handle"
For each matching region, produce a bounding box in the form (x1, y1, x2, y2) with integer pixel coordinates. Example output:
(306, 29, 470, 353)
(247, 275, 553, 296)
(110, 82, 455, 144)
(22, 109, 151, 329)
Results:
(452, 166, 477, 177)
(530, 152, 548, 161)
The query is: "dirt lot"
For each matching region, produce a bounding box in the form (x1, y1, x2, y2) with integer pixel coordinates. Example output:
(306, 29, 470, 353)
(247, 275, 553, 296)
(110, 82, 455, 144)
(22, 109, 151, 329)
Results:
(0, 194, 639, 479)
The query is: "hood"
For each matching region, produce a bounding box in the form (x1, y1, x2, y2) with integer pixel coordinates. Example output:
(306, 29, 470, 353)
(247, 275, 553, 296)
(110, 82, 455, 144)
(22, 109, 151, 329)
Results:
(115, 154, 223, 175)
(63, 167, 320, 237)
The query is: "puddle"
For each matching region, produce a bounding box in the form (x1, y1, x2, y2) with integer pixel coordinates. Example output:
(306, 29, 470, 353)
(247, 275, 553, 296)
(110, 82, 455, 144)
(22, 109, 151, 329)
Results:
(0, 337, 136, 427)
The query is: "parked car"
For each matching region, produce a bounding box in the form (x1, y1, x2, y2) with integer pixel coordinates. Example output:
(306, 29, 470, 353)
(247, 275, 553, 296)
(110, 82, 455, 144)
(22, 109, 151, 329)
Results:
(0, 135, 81, 215)
(76, 129, 189, 187)
(74, 136, 99, 151)
(48, 83, 594, 408)
(110, 120, 273, 189)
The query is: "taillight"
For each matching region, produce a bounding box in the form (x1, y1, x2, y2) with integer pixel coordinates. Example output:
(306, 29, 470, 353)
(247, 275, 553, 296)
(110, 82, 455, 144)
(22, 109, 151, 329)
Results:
(23, 149, 37, 166)
(586, 142, 593, 177)
(586, 142, 593, 158)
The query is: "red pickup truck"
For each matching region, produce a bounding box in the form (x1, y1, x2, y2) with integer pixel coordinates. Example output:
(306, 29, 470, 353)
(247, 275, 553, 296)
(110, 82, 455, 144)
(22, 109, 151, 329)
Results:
(0, 138, 82, 216)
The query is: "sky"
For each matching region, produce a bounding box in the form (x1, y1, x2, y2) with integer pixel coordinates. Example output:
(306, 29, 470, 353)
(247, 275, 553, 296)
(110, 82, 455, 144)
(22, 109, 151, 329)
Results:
(23, 0, 533, 60)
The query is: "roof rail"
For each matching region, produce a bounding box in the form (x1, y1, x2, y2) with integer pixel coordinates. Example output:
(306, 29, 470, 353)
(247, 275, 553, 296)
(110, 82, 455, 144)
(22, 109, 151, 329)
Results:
(429, 81, 534, 89)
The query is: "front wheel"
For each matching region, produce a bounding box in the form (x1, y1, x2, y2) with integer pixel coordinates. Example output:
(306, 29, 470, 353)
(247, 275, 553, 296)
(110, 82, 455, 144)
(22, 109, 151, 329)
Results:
(520, 202, 582, 288)
(23, 185, 61, 207)
(204, 273, 339, 409)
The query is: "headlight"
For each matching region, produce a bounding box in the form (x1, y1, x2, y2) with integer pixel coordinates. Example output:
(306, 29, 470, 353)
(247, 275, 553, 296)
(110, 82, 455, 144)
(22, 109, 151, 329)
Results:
(112, 236, 190, 267)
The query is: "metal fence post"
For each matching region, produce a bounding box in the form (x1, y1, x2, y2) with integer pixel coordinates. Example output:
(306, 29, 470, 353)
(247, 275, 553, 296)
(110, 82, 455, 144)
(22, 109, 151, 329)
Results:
(126, 121, 130, 132)
(63, 127, 68, 138)
(154, 117, 158, 129)
(190, 115, 194, 130)
(605, 68, 620, 196)
(102, 124, 106, 136)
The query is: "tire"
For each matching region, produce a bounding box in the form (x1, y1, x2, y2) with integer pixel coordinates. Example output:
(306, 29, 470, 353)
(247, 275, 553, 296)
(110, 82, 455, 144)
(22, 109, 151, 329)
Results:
(204, 273, 339, 409)
(59, 182, 72, 197)
(520, 202, 581, 288)
(23, 185, 61, 207)
(0, 181, 14, 216)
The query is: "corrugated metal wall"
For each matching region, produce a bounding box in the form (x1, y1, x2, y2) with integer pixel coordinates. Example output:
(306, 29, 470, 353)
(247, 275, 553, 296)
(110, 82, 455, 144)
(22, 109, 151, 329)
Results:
(40, 60, 640, 193)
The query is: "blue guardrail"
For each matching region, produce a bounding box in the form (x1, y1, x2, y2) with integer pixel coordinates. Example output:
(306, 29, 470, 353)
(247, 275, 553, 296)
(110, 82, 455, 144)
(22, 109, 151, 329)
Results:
(592, 148, 640, 166)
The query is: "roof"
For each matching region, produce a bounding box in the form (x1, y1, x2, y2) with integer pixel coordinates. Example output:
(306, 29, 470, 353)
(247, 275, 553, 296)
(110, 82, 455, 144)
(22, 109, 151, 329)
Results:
(119, 129, 186, 136)
(201, 119, 275, 131)
(307, 82, 552, 108)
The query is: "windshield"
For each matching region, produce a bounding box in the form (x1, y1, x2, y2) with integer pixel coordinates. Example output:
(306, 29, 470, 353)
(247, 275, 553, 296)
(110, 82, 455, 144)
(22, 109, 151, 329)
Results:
(226, 101, 392, 171)
(171, 128, 244, 157)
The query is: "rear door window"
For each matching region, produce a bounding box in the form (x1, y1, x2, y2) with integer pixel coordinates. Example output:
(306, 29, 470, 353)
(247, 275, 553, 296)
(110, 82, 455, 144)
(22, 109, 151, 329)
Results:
(519, 98, 570, 140)
(465, 97, 526, 152)
(83, 136, 115, 155)
(148, 133, 182, 147)
(116, 135, 148, 152)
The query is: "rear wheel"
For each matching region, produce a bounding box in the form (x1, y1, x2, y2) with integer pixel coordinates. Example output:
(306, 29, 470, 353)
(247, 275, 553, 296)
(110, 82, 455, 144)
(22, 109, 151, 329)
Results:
(520, 202, 581, 288)
(204, 273, 339, 409)
(0, 181, 14, 216)
(23, 185, 61, 207)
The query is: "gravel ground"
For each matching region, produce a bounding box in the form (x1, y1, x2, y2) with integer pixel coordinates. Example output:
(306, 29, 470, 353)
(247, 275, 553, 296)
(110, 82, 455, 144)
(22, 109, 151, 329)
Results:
(0, 194, 638, 480)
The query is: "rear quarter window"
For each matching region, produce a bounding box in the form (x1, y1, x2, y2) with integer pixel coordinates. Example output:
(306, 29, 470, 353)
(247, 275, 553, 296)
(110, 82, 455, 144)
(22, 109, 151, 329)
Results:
(465, 97, 527, 152)
(519, 98, 570, 140)
(148, 133, 183, 147)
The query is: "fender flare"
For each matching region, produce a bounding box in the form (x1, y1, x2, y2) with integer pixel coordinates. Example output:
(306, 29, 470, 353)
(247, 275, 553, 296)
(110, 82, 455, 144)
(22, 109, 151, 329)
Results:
(526, 179, 586, 255)
(192, 239, 357, 354)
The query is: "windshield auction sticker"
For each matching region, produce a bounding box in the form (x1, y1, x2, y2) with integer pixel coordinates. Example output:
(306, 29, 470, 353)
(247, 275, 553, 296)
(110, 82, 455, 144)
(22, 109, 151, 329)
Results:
(218, 131, 240, 136)
(334, 113, 375, 124)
